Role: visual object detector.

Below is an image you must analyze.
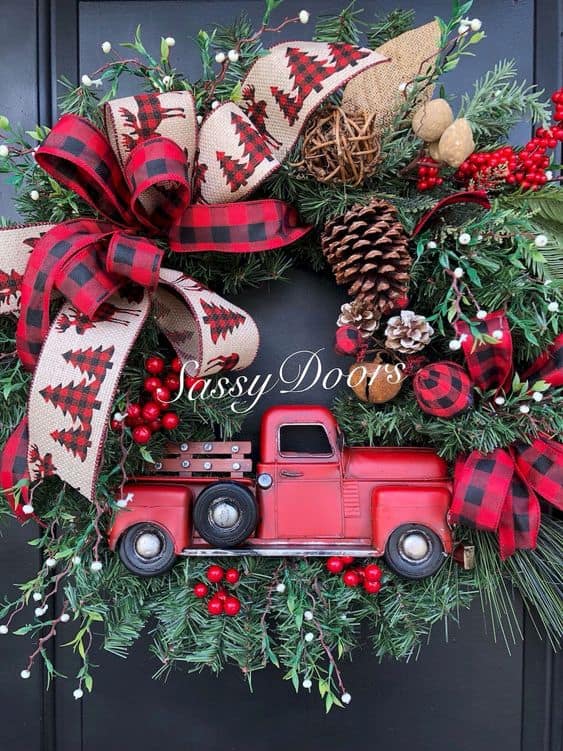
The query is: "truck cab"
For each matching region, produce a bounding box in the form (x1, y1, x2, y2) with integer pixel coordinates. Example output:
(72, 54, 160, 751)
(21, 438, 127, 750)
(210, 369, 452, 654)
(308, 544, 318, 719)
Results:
(109, 405, 453, 579)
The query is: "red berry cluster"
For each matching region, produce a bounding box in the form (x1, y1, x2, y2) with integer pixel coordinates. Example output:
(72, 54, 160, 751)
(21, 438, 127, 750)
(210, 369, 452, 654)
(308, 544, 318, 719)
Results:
(325, 556, 383, 595)
(111, 355, 206, 445)
(416, 158, 444, 191)
(456, 87, 563, 191)
(193, 565, 242, 617)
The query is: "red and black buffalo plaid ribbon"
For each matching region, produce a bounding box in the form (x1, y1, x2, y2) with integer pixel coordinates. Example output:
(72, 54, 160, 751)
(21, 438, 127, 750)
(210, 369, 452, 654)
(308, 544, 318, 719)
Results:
(14, 113, 306, 371)
(448, 313, 563, 557)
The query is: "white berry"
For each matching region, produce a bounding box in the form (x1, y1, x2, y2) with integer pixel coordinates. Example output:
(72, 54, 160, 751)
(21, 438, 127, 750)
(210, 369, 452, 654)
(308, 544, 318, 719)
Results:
(32, 592, 42, 602)
(398, 82, 407, 92)
(302, 678, 312, 689)
(101, 41, 112, 54)
(0, 625, 8, 634)
(476, 310, 487, 320)
(29, 190, 39, 201)
(470, 18, 482, 31)
(0, 145, 9, 157)
(304, 610, 314, 622)
(73, 688, 84, 700)
(45, 557, 57, 568)
(227, 49, 239, 63)
(81, 74, 93, 87)
(165, 37, 176, 47)
(492, 329, 503, 340)
(20, 669, 31, 679)
(545, 170, 553, 181)
(453, 267, 464, 278)
(449, 339, 462, 351)
(72, 556, 81, 565)
(275, 583, 286, 593)
(22, 504, 34, 515)
(162, 75, 171, 86)
(535, 234, 548, 248)
(547, 301, 559, 312)
(214, 52, 226, 64)
(90, 561, 103, 572)
(341, 692, 352, 704)
(458, 23, 470, 35)
(34, 607, 44, 617)
(519, 405, 530, 414)
(196, 115, 203, 125)
(60, 613, 70, 623)
(532, 391, 544, 402)
(299, 9, 310, 24)
(304, 632, 314, 643)
(544, 279, 552, 286)
(458, 233, 471, 246)
(211, 100, 220, 110)
(426, 240, 437, 249)
(494, 396, 505, 406)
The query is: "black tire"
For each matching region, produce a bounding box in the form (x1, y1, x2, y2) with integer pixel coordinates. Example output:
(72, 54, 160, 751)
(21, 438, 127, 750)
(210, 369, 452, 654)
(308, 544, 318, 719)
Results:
(384, 523, 445, 580)
(193, 482, 258, 547)
(119, 522, 176, 577)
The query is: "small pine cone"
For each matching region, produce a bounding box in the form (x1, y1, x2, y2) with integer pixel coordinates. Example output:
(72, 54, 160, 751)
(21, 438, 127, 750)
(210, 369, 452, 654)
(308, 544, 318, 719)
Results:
(337, 300, 380, 338)
(322, 198, 411, 314)
(384, 310, 434, 354)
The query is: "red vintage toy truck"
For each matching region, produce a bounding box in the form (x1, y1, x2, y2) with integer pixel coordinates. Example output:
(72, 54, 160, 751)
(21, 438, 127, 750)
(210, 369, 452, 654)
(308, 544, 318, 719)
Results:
(109, 405, 454, 579)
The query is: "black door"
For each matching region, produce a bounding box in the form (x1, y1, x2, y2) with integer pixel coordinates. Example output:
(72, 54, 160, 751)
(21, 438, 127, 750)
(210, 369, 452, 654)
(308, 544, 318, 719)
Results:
(0, 2, 561, 750)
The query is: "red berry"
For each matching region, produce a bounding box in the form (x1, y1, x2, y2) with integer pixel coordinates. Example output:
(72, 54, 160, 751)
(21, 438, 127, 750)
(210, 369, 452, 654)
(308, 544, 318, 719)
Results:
(326, 557, 344, 574)
(193, 582, 208, 598)
(145, 355, 165, 375)
(170, 357, 183, 373)
(154, 386, 171, 404)
(342, 570, 360, 588)
(224, 596, 241, 616)
(164, 374, 180, 391)
(206, 565, 224, 583)
(340, 556, 355, 566)
(395, 295, 410, 310)
(207, 598, 223, 616)
(125, 415, 144, 427)
(418, 180, 428, 191)
(126, 403, 142, 420)
(161, 411, 180, 431)
(148, 419, 162, 433)
(132, 425, 152, 445)
(363, 579, 382, 595)
(142, 401, 161, 421)
(110, 418, 123, 431)
(184, 375, 206, 392)
(364, 564, 382, 582)
(143, 376, 162, 392)
(225, 568, 240, 584)
(216, 588, 228, 601)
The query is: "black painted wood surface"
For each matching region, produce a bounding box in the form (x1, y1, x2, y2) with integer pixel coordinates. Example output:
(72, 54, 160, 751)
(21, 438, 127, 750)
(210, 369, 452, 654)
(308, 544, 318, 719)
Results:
(0, 2, 560, 750)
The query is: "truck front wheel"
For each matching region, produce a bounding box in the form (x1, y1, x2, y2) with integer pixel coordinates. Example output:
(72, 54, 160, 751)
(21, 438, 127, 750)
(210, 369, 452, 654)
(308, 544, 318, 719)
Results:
(384, 524, 445, 579)
(194, 483, 258, 548)
(119, 523, 176, 577)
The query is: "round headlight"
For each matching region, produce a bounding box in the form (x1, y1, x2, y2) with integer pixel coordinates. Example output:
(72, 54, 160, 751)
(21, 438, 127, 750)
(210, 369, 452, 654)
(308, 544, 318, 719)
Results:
(257, 472, 273, 489)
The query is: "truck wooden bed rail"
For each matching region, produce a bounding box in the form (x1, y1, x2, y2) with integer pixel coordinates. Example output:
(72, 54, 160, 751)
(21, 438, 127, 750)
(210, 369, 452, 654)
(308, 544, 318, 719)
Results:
(150, 440, 253, 478)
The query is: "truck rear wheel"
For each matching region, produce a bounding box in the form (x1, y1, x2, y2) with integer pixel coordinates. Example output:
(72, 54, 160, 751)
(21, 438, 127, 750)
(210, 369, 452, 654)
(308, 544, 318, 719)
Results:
(194, 482, 258, 548)
(119, 523, 176, 577)
(384, 523, 445, 579)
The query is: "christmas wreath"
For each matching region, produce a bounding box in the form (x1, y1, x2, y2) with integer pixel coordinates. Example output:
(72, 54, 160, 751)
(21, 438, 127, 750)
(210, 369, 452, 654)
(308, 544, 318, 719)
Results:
(0, 0, 561, 710)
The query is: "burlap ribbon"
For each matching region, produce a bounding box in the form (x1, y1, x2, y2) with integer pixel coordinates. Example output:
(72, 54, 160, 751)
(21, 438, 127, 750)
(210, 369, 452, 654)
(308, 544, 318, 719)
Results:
(449, 313, 563, 558)
(0, 41, 386, 515)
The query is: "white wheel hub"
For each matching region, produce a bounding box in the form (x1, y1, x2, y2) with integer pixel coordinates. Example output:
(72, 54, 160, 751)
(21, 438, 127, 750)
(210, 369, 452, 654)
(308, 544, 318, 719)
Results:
(135, 532, 162, 559)
(210, 500, 240, 528)
(400, 532, 430, 561)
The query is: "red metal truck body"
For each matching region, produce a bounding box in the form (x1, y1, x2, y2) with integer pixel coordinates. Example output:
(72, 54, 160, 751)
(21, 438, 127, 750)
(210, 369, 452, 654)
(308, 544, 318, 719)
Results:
(108, 405, 453, 564)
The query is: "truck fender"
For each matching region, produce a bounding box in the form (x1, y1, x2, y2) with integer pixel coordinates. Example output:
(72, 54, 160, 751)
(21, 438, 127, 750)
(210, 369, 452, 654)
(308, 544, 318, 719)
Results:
(108, 484, 193, 554)
(371, 485, 452, 554)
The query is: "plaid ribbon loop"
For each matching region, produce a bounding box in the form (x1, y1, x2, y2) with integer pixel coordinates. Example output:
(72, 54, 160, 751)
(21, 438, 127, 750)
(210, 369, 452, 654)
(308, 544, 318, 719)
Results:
(448, 313, 563, 558)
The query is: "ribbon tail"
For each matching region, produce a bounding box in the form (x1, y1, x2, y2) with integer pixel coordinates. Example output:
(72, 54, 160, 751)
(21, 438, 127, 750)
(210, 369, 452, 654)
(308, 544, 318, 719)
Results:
(0, 419, 31, 519)
(0, 224, 55, 316)
(26, 291, 150, 502)
(522, 334, 563, 388)
(155, 268, 259, 376)
(498, 470, 540, 559)
(515, 437, 563, 510)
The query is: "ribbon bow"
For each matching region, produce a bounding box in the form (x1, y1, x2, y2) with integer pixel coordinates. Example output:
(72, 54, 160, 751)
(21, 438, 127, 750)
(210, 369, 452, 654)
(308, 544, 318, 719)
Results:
(448, 311, 563, 558)
(0, 41, 387, 515)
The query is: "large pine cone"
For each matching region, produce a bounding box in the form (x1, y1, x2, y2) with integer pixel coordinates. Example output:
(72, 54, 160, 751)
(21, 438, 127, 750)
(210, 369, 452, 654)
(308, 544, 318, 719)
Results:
(321, 198, 411, 313)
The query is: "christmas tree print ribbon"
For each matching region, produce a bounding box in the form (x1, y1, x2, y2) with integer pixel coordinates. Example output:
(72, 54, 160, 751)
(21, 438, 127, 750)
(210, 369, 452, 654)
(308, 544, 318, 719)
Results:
(0, 41, 387, 517)
(448, 312, 563, 558)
